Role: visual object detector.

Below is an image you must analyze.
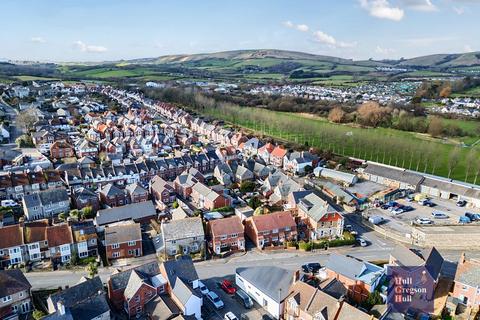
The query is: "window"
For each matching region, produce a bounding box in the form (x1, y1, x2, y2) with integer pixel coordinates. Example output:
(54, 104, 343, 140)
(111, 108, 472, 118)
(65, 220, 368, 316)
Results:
(272, 229, 279, 234)
(285, 226, 291, 232)
(0, 250, 3, 256)
(112, 252, 120, 258)
(135, 295, 140, 303)
(127, 241, 136, 246)
(2, 295, 12, 303)
(136, 306, 142, 313)
(111, 243, 120, 249)
(230, 233, 238, 238)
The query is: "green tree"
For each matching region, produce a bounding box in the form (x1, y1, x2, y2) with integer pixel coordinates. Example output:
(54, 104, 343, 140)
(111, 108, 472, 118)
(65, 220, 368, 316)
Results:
(361, 291, 383, 310)
(86, 261, 98, 278)
(239, 180, 255, 193)
(248, 196, 262, 209)
(33, 310, 46, 320)
(172, 200, 179, 209)
(58, 212, 70, 221)
(81, 206, 94, 219)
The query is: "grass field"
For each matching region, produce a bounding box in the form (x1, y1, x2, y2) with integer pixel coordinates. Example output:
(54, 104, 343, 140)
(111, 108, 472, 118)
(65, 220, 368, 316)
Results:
(451, 85, 480, 98)
(188, 103, 479, 184)
(15, 75, 60, 81)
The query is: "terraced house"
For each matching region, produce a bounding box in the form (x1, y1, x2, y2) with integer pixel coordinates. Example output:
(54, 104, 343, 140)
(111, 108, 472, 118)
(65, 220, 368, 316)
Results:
(160, 217, 205, 258)
(0, 270, 32, 319)
(0, 225, 25, 268)
(22, 188, 70, 221)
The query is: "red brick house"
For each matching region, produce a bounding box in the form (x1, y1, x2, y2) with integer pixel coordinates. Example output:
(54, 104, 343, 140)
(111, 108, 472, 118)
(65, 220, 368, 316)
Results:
(206, 216, 245, 255)
(105, 222, 142, 262)
(191, 182, 230, 211)
(174, 173, 198, 199)
(150, 176, 176, 204)
(452, 253, 480, 307)
(99, 183, 128, 207)
(50, 141, 74, 159)
(125, 183, 149, 203)
(72, 187, 100, 212)
(107, 261, 166, 317)
(244, 211, 297, 249)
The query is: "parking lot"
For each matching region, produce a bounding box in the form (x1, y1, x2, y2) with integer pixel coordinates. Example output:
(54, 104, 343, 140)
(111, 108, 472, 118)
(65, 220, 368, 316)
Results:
(201, 275, 267, 320)
(368, 193, 480, 235)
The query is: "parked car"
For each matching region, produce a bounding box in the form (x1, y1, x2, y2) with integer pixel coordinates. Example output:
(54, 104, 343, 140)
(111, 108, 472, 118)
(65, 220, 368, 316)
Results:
(345, 224, 353, 232)
(357, 238, 368, 247)
(368, 215, 384, 225)
(459, 216, 471, 224)
(431, 211, 449, 219)
(207, 291, 225, 310)
(224, 312, 238, 320)
(235, 289, 253, 309)
(301, 263, 322, 274)
(392, 208, 404, 215)
(456, 200, 467, 207)
(419, 199, 435, 207)
(465, 212, 480, 221)
(1, 199, 17, 207)
(198, 280, 209, 295)
(415, 218, 433, 225)
(220, 279, 236, 294)
(403, 206, 414, 212)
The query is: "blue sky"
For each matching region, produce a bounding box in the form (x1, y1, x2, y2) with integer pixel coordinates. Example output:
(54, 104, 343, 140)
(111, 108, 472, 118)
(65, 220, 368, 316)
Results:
(0, 0, 478, 62)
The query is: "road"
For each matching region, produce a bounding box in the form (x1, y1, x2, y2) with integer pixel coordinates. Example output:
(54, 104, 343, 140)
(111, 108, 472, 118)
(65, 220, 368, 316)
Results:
(0, 96, 22, 143)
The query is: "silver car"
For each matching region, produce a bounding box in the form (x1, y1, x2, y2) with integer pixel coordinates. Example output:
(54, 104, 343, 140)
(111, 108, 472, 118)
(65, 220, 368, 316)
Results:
(207, 291, 225, 310)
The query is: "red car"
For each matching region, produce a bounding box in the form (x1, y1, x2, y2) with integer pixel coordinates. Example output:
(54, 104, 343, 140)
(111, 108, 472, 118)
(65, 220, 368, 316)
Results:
(220, 279, 236, 294)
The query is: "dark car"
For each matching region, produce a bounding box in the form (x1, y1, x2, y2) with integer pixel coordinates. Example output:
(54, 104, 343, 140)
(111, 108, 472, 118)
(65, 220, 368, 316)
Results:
(406, 307, 418, 320)
(466, 212, 480, 221)
(457, 200, 467, 207)
(403, 206, 414, 212)
(301, 263, 322, 274)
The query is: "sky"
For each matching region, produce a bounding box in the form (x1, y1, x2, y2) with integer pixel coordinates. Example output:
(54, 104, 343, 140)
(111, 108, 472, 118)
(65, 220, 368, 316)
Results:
(0, 0, 479, 62)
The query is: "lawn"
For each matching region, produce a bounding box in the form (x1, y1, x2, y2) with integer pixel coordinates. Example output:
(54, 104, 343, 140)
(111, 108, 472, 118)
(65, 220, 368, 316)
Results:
(188, 103, 479, 183)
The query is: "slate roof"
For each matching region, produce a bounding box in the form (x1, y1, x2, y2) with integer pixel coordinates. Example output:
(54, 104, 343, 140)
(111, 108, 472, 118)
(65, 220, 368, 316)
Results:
(109, 261, 160, 292)
(422, 177, 480, 199)
(297, 193, 338, 222)
(125, 182, 147, 195)
(455, 254, 480, 288)
(95, 201, 156, 226)
(49, 276, 103, 310)
(325, 254, 384, 287)
(146, 295, 181, 320)
(287, 281, 339, 318)
(236, 266, 294, 302)
(23, 188, 69, 208)
(163, 256, 199, 293)
(161, 217, 204, 242)
(364, 163, 424, 186)
(390, 245, 444, 281)
(124, 270, 149, 300)
(99, 183, 125, 197)
(0, 269, 32, 297)
(104, 222, 141, 245)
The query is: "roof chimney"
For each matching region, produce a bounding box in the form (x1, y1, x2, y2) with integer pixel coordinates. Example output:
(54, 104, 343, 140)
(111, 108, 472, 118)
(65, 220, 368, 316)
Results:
(293, 270, 300, 283)
(57, 300, 66, 315)
(460, 252, 466, 264)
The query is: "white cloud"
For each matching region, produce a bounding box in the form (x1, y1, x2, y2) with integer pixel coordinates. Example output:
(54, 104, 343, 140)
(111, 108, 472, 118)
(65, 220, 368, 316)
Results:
(453, 6, 465, 14)
(283, 21, 309, 32)
(464, 44, 473, 52)
(375, 45, 396, 55)
(31, 37, 46, 44)
(74, 40, 107, 53)
(401, 0, 437, 12)
(312, 30, 356, 48)
(359, 0, 405, 21)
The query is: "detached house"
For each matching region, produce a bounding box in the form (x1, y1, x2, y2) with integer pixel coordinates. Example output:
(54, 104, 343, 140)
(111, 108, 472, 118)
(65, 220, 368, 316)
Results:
(99, 183, 128, 207)
(108, 262, 166, 317)
(0, 225, 25, 268)
(160, 217, 205, 258)
(270, 146, 287, 167)
(126, 182, 149, 203)
(191, 182, 230, 211)
(50, 141, 74, 159)
(159, 256, 203, 319)
(45, 276, 110, 320)
(206, 216, 245, 255)
(244, 211, 297, 249)
(0, 270, 32, 319)
(72, 187, 100, 212)
(452, 253, 480, 307)
(150, 177, 176, 204)
(325, 253, 384, 303)
(105, 222, 142, 261)
(296, 193, 344, 240)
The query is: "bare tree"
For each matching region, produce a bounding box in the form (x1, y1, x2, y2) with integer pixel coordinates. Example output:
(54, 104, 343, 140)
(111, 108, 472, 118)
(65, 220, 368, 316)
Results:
(16, 108, 38, 132)
(447, 147, 461, 179)
(328, 107, 345, 123)
(427, 117, 444, 137)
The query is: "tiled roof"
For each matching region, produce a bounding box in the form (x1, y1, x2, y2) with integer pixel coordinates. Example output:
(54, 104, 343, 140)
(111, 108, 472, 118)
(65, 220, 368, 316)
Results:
(24, 220, 49, 243)
(0, 224, 24, 248)
(95, 201, 156, 226)
(105, 222, 141, 245)
(248, 211, 296, 232)
(0, 269, 32, 297)
(208, 216, 244, 237)
(46, 224, 73, 247)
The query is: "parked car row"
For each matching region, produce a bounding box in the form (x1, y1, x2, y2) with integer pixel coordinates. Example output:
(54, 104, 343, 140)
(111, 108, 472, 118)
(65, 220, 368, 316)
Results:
(380, 201, 414, 215)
